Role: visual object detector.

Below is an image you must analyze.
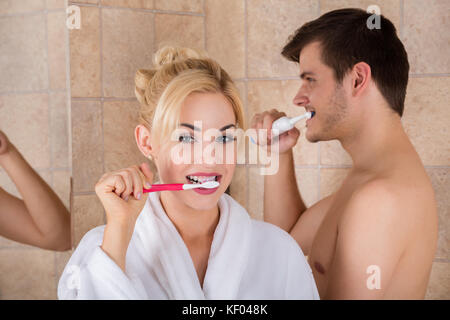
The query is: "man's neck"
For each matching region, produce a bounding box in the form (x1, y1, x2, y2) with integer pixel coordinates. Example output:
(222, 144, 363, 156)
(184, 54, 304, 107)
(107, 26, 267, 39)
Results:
(339, 109, 414, 173)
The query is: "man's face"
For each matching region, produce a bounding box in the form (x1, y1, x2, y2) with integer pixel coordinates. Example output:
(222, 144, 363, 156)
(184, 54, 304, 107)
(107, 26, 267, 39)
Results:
(292, 41, 349, 143)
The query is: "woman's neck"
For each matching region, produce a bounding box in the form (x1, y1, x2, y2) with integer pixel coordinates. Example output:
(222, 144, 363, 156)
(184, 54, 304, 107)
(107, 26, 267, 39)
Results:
(159, 191, 220, 241)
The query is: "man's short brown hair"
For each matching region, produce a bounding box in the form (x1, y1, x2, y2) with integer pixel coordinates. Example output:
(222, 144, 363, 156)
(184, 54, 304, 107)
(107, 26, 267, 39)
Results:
(282, 8, 409, 116)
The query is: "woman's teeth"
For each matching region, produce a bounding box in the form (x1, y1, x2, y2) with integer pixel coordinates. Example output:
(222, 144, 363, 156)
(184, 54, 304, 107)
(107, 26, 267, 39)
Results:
(186, 175, 218, 184)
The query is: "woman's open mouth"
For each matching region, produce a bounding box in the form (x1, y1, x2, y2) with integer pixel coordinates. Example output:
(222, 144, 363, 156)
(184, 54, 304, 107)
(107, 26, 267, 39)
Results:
(186, 173, 222, 195)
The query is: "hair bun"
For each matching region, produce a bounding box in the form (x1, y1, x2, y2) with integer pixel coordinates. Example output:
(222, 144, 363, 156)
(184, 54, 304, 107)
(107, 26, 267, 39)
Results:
(135, 68, 156, 105)
(153, 46, 206, 68)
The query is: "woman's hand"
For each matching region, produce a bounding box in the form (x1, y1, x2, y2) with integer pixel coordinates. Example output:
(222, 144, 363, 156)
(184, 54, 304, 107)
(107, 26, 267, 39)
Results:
(95, 163, 153, 271)
(95, 163, 153, 228)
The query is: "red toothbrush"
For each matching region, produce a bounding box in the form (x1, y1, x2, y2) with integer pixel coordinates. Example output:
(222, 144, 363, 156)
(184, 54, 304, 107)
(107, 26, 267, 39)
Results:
(143, 180, 220, 193)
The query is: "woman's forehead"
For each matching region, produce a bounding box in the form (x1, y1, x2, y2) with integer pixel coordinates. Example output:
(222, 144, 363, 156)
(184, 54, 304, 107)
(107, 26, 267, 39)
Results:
(179, 92, 236, 128)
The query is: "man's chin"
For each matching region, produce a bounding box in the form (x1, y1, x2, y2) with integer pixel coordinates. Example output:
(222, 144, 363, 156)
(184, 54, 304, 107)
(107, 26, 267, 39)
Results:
(305, 130, 321, 143)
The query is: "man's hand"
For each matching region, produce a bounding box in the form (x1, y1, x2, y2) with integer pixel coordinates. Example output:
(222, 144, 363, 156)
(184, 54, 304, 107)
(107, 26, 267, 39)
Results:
(250, 109, 300, 154)
(0, 130, 15, 158)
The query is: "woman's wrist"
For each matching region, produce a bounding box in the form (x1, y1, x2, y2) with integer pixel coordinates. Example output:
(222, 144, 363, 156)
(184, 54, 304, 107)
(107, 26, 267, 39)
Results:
(101, 220, 135, 272)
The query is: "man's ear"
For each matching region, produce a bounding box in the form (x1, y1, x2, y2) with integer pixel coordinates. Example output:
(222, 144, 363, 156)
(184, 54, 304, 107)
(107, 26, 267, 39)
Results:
(135, 124, 154, 160)
(351, 62, 371, 97)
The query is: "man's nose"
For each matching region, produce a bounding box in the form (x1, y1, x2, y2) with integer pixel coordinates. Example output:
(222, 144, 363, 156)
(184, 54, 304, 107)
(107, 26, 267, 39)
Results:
(292, 87, 309, 107)
(292, 85, 309, 107)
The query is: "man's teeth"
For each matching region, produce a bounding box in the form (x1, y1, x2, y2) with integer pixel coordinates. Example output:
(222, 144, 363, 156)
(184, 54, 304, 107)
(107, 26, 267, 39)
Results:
(187, 175, 218, 184)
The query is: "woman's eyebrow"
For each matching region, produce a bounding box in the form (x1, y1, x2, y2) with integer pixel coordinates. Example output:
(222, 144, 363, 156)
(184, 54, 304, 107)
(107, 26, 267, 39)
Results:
(219, 124, 236, 131)
(179, 123, 236, 132)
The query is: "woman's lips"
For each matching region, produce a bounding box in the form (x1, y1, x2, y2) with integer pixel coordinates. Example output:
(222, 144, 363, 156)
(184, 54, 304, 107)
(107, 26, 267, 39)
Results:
(185, 173, 222, 195)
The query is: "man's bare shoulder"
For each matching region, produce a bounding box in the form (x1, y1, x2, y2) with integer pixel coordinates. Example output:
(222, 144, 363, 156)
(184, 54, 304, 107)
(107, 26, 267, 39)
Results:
(340, 176, 436, 243)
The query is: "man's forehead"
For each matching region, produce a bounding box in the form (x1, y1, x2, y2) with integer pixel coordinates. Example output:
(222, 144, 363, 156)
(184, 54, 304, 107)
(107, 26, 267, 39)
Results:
(298, 42, 327, 73)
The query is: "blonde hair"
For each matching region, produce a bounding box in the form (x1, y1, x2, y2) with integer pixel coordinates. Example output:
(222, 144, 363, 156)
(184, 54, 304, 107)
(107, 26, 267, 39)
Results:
(134, 46, 245, 144)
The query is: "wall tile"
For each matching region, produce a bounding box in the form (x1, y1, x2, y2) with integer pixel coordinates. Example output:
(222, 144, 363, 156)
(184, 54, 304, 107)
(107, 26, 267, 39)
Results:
(0, 248, 56, 299)
(52, 170, 71, 210)
(0, 14, 47, 92)
(55, 249, 74, 282)
(71, 100, 103, 193)
(46, 0, 66, 9)
(320, 168, 350, 198)
(154, 14, 204, 51)
(425, 262, 450, 299)
(49, 92, 69, 168)
(426, 168, 449, 260)
(47, 11, 67, 90)
(0, 0, 46, 15)
(69, 6, 101, 97)
(205, 0, 245, 79)
(247, 80, 319, 165)
(101, 0, 153, 9)
(247, 0, 318, 78)
(0, 94, 50, 168)
(403, 0, 450, 74)
(229, 165, 247, 209)
(155, 0, 203, 13)
(319, 0, 401, 28)
(72, 194, 104, 246)
(102, 8, 154, 98)
(70, 0, 99, 4)
(103, 100, 148, 171)
(402, 77, 450, 166)
(294, 168, 319, 207)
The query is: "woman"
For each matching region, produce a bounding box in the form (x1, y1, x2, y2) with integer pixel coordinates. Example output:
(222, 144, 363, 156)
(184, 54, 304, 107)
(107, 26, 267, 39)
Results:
(58, 47, 319, 299)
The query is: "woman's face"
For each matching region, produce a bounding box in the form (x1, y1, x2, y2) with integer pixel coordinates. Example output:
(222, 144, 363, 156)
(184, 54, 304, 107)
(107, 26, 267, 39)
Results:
(151, 92, 237, 211)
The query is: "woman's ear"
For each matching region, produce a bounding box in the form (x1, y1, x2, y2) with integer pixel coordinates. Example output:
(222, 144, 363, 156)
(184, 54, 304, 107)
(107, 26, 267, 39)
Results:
(135, 124, 154, 160)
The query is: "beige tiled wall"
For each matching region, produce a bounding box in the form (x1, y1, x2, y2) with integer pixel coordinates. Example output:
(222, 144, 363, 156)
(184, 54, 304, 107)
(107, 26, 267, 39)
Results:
(1, 0, 448, 300)
(0, 0, 71, 299)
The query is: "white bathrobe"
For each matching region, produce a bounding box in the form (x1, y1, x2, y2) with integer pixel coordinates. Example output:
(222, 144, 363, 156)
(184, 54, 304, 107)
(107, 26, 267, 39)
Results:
(58, 192, 319, 300)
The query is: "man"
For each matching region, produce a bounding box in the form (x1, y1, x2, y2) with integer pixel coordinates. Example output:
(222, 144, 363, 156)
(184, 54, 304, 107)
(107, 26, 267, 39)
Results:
(251, 9, 438, 299)
(0, 130, 71, 251)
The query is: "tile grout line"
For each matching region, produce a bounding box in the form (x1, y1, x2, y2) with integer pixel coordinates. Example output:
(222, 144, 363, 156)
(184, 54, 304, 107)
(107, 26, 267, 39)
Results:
(44, 6, 54, 189)
(68, 1, 205, 17)
(45, 4, 60, 292)
(65, 0, 73, 179)
(244, 0, 250, 210)
(203, 0, 207, 52)
(400, 0, 404, 39)
(99, 2, 106, 225)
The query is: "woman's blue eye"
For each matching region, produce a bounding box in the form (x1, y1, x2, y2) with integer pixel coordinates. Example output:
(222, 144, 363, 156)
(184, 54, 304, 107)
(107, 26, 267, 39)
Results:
(178, 135, 195, 143)
(217, 135, 236, 144)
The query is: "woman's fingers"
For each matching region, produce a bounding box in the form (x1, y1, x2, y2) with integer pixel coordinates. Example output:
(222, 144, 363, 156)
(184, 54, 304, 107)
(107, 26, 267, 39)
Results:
(139, 162, 154, 188)
(117, 170, 133, 200)
(128, 166, 144, 200)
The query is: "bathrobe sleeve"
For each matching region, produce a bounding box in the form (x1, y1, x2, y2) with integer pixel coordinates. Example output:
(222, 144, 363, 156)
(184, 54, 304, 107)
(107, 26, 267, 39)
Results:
(58, 227, 147, 300)
(284, 238, 320, 300)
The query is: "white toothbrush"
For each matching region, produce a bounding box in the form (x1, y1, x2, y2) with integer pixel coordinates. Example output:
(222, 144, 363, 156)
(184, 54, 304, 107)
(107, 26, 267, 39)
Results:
(271, 111, 314, 138)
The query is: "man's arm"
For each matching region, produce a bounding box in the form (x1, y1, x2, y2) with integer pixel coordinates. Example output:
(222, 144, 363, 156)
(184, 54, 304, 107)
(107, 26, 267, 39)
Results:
(0, 135, 71, 251)
(264, 150, 306, 232)
(324, 182, 407, 299)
